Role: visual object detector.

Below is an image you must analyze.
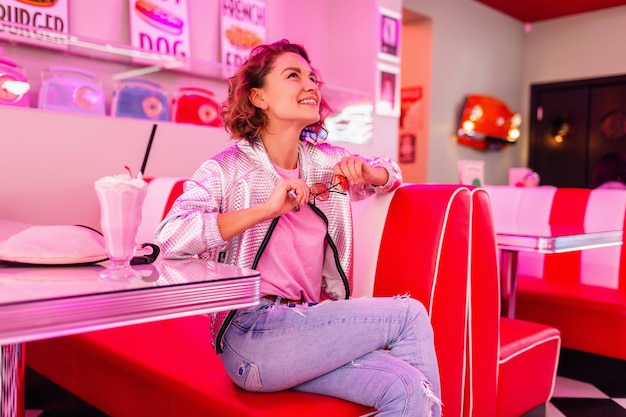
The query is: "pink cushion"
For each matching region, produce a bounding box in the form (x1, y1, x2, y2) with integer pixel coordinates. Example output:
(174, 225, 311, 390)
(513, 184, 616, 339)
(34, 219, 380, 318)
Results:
(0, 224, 106, 265)
(581, 189, 626, 288)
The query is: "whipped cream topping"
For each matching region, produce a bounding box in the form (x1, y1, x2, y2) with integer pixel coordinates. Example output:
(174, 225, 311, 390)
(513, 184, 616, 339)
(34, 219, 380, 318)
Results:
(95, 173, 147, 190)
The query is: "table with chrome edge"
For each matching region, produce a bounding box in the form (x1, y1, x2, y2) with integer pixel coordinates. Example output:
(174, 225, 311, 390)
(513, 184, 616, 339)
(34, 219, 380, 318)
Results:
(0, 258, 260, 417)
(496, 224, 623, 318)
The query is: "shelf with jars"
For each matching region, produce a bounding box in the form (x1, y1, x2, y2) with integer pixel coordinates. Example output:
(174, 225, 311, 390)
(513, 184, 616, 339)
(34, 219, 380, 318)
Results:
(0, 21, 373, 135)
(0, 21, 229, 127)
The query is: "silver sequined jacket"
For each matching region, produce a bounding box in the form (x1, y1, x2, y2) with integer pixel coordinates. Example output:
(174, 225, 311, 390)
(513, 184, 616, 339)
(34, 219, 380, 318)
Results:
(155, 138, 402, 353)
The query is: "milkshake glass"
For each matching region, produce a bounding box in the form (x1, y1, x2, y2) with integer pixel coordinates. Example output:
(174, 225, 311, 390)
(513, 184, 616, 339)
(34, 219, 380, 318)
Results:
(94, 172, 148, 279)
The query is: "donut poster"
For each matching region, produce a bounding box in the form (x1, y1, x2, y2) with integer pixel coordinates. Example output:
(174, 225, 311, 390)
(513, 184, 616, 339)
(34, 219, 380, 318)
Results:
(128, 0, 190, 64)
(0, 0, 68, 50)
(220, 0, 266, 75)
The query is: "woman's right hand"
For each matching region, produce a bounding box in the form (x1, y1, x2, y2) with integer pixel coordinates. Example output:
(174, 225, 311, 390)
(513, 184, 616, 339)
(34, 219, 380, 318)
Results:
(264, 178, 309, 217)
(217, 179, 309, 241)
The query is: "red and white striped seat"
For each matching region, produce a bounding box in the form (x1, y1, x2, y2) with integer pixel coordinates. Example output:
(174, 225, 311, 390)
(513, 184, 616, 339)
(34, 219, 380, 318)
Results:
(483, 185, 626, 360)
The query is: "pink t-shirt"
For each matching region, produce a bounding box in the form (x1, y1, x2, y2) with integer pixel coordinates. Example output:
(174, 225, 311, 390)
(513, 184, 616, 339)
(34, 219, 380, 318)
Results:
(256, 164, 327, 302)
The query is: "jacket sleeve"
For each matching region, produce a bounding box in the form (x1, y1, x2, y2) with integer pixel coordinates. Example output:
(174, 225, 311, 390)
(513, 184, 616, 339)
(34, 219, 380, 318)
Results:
(349, 155, 403, 201)
(154, 160, 228, 259)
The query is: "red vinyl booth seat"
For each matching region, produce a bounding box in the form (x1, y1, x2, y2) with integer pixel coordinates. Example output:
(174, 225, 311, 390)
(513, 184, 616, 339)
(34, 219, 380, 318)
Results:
(26, 182, 473, 417)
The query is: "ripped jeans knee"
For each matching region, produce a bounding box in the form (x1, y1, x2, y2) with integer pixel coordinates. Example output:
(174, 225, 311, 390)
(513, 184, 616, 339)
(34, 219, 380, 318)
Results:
(376, 363, 442, 417)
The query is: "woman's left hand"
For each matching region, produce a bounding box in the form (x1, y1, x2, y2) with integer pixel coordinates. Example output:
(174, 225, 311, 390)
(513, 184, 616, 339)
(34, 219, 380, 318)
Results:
(333, 155, 388, 186)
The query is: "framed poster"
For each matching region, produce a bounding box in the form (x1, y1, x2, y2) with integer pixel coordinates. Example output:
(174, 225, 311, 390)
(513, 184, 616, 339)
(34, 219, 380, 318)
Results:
(376, 63, 400, 117)
(400, 86, 423, 129)
(378, 7, 401, 63)
(399, 132, 416, 163)
(128, 0, 191, 68)
(0, 0, 69, 50)
(220, 0, 267, 77)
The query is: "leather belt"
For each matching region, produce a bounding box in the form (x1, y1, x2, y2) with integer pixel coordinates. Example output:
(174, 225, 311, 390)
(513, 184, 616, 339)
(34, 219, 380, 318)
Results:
(263, 295, 305, 305)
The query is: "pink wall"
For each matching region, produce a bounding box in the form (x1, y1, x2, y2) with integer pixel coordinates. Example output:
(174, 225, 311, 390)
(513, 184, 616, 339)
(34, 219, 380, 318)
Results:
(0, 106, 231, 229)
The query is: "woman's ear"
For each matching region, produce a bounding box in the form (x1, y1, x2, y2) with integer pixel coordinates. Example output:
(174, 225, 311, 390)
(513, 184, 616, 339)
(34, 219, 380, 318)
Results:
(249, 88, 268, 109)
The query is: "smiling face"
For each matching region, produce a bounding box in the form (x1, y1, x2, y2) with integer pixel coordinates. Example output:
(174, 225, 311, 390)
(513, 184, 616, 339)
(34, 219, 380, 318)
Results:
(250, 52, 322, 131)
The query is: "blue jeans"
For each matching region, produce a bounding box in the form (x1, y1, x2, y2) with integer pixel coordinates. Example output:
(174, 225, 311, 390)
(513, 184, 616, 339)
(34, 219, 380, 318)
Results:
(220, 296, 442, 417)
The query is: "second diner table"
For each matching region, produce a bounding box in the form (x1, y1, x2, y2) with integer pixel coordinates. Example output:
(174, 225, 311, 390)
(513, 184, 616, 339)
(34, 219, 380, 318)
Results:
(495, 224, 623, 318)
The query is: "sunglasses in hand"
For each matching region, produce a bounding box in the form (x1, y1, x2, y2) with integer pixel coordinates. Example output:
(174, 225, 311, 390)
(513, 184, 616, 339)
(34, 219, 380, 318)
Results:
(308, 175, 349, 206)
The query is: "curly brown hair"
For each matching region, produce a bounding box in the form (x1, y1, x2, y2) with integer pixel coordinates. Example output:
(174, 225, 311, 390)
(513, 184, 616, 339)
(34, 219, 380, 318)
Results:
(220, 39, 333, 142)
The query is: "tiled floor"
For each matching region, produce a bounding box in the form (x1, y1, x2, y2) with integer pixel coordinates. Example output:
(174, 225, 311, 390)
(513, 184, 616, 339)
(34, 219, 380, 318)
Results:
(548, 376, 626, 417)
(550, 348, 626, 417)
(25, 367, 108, 417)
(24, 348, 626, 417)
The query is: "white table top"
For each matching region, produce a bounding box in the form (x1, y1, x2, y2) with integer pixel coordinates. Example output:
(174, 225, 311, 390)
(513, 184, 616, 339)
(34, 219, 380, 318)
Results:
(0, 258, 260, 345)
(495, 224, 623, 254)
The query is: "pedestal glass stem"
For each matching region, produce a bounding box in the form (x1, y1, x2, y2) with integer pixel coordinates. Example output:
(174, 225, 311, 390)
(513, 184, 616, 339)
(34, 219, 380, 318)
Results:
(1, 343, 24, 417)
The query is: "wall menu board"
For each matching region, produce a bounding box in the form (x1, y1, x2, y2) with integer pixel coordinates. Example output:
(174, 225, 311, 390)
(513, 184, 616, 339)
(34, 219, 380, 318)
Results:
(0, 0, 68, 50)
(128, 0, 190, 66)
(220, 0, 266, 76)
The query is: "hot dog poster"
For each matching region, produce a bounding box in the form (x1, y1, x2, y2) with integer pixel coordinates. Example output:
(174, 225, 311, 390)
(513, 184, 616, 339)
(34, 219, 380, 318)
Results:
(220, 0, 266, 76)
(128, 0, 190, 66)
(0, 0, 68, 50)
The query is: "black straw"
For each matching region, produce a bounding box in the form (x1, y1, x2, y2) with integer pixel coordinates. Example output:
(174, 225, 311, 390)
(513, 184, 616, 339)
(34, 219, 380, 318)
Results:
(140, 124, 158, 175)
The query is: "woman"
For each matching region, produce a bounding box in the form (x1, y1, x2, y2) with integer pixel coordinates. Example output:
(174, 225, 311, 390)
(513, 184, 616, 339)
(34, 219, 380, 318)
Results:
(155, 39, 441, 417)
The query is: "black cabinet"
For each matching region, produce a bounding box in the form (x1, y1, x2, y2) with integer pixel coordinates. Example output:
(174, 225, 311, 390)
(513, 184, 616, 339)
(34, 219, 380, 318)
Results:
(529, 75, 626, 188)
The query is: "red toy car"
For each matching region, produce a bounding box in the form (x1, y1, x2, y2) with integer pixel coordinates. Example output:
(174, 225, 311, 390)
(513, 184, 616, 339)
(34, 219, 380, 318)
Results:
(457, 94, 521, 151)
